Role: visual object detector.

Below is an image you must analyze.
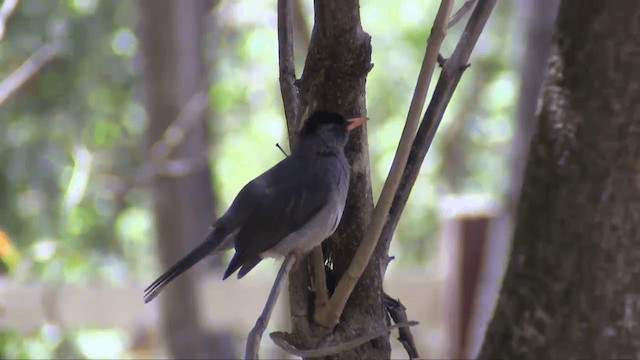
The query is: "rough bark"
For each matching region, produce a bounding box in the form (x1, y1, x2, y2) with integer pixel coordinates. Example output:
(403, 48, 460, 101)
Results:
(138, 1, 231, 358)
(478, 1, 640, 358)
(287, 0, 390, 358)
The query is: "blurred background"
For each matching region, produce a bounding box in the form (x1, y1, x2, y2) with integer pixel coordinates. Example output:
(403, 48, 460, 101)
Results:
(0, 0, 557, 358)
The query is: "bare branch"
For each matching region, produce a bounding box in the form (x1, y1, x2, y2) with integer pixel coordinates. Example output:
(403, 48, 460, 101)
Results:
(448, 0, 476, 29)
(384, 293, 419, 359)
(0, 0, 19, 42)
(103, 84, 210, 202)
(150, 88, 209, 162)
(277, 0, 299, 138)
(314, 0, 455, 328)
(103, 155, 211, 203)
(245, 254, 296, 360)
(0, 39, 64, 106)
(271, 321, 418, 358)
(379, 0, 498, 268)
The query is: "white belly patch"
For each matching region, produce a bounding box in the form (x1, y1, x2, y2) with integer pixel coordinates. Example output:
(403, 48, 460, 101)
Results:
(260, 200, 343, 259)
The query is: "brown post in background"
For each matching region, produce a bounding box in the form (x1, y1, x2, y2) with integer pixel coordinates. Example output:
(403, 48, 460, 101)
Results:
(441, 196, 504, 359)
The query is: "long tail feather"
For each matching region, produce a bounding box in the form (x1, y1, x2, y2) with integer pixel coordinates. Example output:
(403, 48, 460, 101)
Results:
(144, 230, 221, 303)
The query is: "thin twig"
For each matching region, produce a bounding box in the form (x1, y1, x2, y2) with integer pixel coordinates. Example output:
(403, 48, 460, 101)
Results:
(277, 0, 299, 138)
(314, 0, 455, 328)
(448, 0, 476, 29)
(384, 293, 419, 359)
(275, 143, 289, 157)
(105, 87, 210, 198)
(104, 156, 210, 199)
(0, 39, 64, 105)
(150, 88, 208, 162)
(0, 0, 19, 42)
(379, 0, 498, 269)
(245, 254, 296, 360)
(271, 321, 419, 358)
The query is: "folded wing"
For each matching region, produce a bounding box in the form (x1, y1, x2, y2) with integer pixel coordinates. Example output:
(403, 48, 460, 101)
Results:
(223, 156, 331, 279)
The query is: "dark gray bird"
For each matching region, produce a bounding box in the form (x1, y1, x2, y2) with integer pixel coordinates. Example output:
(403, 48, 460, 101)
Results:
(144, 110, 366, 303)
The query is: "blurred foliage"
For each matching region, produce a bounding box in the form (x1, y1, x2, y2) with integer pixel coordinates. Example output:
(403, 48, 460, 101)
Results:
(0, 0, 518, 358)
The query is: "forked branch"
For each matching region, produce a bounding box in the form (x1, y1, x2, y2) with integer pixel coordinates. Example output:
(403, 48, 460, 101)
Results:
(314, 0, 456, 328)
(271, 321, 419, 358)
(379, 0, 498, 269)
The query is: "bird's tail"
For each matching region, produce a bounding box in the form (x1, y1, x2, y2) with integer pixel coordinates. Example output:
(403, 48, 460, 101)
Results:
(143, 229, 223, 303)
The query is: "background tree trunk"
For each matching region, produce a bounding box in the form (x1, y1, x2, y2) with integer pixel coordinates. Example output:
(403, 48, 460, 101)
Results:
(478, 1, 640, 358)
(138, 0, 232, 357)
(287, 1, 391, 358)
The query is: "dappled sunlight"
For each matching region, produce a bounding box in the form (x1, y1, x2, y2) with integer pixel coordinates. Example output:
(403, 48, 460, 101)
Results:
(0, 0, 518, 358)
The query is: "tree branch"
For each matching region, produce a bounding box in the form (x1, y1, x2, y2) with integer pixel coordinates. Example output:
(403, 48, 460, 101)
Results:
(286, 0, 379, 356)
(277, 0, 299, 138)
(150, 88, 209, 162)
(314, 0, 455, 328)
(379, 0, 497, 266)
(448, 0, 476, 29)
(270, 321, 418, 358)
(0, 38, 64, 106)
(0, 0, 19, 42)
(245, 254, 296, 360)
(106, 85, 210, 198)
(384, 293, 420, 359)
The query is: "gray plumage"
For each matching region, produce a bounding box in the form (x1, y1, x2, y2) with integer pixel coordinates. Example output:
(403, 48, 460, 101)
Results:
(144, 111, 363, 303)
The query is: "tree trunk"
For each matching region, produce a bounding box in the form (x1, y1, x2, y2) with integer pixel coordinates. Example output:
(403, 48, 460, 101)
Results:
(287, 1, 391, 358)
(467, 1, 559, 356)
(507, 0, 559, 213)
(138, 0, 231, 358)
(478, 1, 640, 358)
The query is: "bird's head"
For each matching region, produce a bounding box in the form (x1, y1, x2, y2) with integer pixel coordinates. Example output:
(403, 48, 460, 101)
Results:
(298, 111, 366, 154)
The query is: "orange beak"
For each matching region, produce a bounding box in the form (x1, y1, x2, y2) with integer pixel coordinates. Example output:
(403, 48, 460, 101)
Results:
(347, 117, 367, 132)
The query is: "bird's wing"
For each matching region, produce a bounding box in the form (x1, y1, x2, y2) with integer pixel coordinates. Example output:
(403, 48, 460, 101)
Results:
(223, 156, 332, 279)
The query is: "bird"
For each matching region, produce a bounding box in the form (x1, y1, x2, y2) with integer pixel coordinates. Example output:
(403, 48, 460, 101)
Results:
(143, 110, 366, 303)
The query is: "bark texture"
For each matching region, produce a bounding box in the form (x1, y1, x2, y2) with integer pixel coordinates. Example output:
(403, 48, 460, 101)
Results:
(478, 1, 640, 358)
(138, 1, 231, 358)
(287, 0, 390, 358)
